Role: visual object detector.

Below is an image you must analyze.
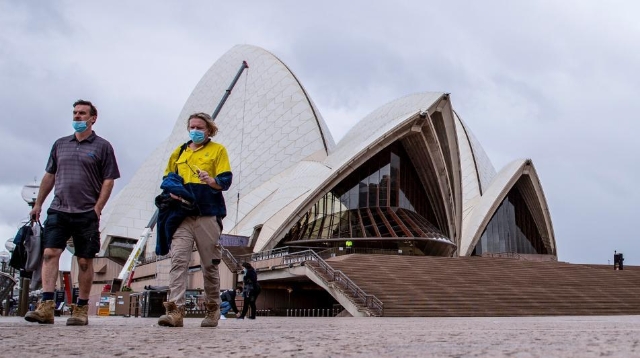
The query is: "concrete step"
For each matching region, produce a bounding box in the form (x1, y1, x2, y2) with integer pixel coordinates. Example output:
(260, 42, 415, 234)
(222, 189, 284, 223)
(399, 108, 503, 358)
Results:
(322, 255, 640, 317)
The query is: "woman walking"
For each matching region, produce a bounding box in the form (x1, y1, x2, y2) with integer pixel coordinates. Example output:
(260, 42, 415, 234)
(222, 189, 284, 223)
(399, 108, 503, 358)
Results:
(238, 262, 261, 319)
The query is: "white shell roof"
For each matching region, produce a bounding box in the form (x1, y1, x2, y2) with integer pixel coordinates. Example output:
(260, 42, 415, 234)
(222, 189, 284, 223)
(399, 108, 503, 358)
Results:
(254, 92, 447, 250)
(458, 158, 557, 256)
(460, 159, 525, 253)
(100, 45, 335, 254)
(453, 111, 498, 225)
(98, 138, 169, 251)
(101, 44, 554, 259)
(326, 92, 444, 169)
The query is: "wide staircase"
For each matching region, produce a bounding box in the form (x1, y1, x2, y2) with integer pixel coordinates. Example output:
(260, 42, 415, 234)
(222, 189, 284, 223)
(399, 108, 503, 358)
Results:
(325, 254, 640, 317)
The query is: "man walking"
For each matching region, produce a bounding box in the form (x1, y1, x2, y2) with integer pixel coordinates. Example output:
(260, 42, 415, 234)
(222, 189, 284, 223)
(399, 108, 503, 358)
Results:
(25, 99, 120, 325)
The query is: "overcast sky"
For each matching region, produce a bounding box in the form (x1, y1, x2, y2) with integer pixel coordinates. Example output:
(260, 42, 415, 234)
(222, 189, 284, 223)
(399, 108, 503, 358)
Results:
(1, 1, 638, 266)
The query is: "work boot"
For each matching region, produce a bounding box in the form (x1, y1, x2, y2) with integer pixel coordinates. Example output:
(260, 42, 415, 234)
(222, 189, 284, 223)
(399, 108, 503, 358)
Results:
(201, 302, 220, 327)
(66, 304, 89, 326)
(24, 300, 55, 324)
(158, 301, 184, 327)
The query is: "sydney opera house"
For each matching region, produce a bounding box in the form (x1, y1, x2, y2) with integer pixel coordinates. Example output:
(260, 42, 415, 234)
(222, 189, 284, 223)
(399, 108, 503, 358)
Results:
(100, 44, 556, 258)
(82, 44, 580, 317)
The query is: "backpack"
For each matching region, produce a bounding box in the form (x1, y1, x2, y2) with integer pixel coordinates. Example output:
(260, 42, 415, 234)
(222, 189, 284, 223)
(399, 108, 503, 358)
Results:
(24, 221, 44, 272)
(9, 220, 44, 272)
(9, 222, 32, 271)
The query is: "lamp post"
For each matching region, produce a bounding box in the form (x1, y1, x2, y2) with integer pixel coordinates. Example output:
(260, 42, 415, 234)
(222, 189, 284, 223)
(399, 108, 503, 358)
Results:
(18, 183, 38, 316)
(21, 184, 38, 209)
(4, 238, 15, 252)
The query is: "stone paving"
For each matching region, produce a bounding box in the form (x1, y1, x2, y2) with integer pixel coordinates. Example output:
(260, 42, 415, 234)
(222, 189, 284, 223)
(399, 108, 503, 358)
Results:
(0, 315, 639, 357)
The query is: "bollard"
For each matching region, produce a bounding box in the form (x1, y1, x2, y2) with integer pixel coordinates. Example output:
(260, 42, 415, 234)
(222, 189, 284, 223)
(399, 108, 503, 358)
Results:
(18, 276, 30, 316)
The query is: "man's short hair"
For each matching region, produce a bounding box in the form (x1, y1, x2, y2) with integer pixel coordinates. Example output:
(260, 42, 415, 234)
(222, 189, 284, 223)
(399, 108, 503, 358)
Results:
(73, 99, 98, 117)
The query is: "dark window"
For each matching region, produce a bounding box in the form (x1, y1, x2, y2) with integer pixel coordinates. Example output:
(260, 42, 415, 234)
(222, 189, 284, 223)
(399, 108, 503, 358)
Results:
(474, 187, 547, 255)
(283, 142, 451, 247)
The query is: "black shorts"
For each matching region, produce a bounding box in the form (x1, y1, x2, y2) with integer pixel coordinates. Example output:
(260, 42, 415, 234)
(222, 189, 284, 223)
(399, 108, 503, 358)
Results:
(43, 209, 101, 258)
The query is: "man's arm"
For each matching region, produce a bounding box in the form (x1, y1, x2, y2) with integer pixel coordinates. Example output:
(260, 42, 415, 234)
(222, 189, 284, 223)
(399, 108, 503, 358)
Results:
(229, 297, 239, 313)
(94, 179, 115, 217)
(30, 173, 55, 221)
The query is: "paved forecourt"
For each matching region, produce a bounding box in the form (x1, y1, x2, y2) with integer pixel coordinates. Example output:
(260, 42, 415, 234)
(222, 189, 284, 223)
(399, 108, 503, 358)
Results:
(1, 315, 639, 357)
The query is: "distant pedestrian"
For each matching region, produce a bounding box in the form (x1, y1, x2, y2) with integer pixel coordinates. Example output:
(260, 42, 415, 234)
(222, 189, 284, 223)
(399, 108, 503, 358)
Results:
(219, 287, 241, 319)
(238, 262, 261, 319)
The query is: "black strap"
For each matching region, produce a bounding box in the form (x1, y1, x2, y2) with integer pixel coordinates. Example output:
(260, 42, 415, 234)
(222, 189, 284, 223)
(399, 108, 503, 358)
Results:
(174, 143, 189, 174)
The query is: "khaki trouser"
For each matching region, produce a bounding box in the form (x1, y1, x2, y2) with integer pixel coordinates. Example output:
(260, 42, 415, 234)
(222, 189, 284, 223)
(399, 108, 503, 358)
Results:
(168, 216, 221, 306)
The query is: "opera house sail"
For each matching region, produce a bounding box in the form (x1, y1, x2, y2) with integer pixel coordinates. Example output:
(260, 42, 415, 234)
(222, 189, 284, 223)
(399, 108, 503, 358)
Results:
(98, 44, 556, 265)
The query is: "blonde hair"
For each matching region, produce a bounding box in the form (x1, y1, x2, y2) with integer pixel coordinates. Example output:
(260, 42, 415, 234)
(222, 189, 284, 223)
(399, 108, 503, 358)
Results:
(187, 112, 218, 137)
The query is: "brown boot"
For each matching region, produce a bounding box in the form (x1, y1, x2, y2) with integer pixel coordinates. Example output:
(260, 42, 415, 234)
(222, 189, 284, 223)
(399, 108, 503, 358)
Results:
(66, 304, 89, 326)
(201, 302, 220, 327)
(24, 300, 55, 324)
(158, 301, 184, 327)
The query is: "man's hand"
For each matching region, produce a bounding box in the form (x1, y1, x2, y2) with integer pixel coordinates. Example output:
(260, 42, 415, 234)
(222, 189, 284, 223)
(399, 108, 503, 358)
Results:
(94, 206, 102, 217)
(29, 205, 42, 222)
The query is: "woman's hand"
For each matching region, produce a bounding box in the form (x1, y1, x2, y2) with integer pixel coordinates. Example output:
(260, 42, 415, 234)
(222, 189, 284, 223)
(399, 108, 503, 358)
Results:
(197, 170, 213, 185)
(198, 170, 223, 189)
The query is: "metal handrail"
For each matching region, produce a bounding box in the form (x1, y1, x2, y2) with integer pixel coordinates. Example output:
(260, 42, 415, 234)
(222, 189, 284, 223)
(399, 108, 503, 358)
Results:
(138, 252, 171, 265)
(236, 246, 292, 263)
(220, 246, 242, 271)
(242, 245, 408, 263)
(283, 250, 383, 316)
(317, 246, 410, 257)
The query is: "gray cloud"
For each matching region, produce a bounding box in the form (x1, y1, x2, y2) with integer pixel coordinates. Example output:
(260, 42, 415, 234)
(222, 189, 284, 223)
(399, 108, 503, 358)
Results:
(1, 0, 638, 265)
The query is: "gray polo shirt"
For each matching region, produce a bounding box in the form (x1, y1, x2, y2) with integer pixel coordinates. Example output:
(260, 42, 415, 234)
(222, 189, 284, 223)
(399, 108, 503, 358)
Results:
(46, 131, 120, 213)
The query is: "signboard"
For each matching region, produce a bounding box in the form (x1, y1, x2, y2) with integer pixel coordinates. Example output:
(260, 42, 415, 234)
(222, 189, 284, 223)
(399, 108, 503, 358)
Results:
(97, 295, 110, 316)
(220, 234, 249, 247)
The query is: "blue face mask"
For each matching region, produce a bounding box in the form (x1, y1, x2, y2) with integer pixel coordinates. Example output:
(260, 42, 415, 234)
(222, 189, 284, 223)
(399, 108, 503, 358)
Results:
(72, 120, 88, 133)
(189, 129, 206, 144)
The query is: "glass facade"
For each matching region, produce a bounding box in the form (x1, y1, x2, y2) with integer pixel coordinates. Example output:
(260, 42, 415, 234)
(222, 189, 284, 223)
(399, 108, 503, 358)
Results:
(472, 188, 548, 255)
(283, 142, 455, 255)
